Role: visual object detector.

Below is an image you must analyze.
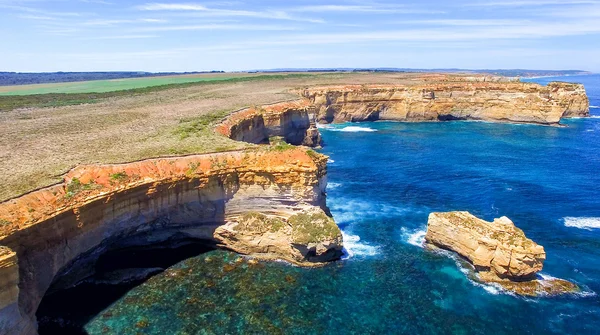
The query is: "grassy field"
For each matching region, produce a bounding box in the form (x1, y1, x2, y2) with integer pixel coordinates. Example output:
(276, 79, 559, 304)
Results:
(0, 73, 268, 96)
(0, 74, 317, 112)
(0, 72, 425, 201)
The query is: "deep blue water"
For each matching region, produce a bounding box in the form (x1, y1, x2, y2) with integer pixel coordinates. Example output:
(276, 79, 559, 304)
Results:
(87, 74, 600, 334)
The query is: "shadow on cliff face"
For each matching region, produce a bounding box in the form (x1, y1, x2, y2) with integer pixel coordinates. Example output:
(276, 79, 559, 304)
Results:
(36, 237, 216, 335)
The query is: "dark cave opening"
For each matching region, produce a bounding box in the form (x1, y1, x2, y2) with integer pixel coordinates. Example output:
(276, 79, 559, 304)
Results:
(36, 238, 217, 335)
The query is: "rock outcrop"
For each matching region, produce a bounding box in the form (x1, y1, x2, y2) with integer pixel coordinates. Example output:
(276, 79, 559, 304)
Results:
(215, 210, 342, 264)
(217, 100, 321, 147)
(0, 147, 342, 334)
(425, 212, 578, 296)
(303, 81, 589, 125)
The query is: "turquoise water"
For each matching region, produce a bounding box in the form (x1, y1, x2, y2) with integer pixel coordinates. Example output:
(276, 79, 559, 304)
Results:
(86, 75, 600, 334)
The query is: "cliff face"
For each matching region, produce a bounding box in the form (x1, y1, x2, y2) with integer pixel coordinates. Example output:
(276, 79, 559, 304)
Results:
(425, 212, 578, 296)
(303, 81, 589, 125)
(217, 101, 321, 147)
(0, 148, 341, 335)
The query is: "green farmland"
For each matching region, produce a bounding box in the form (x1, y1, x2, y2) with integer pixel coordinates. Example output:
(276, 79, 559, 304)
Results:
(0, 73, 263, 96)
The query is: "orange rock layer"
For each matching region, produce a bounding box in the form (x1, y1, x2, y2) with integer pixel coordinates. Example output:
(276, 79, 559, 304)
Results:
(303, 81, 589, 124)
(0, 148, 340, 335)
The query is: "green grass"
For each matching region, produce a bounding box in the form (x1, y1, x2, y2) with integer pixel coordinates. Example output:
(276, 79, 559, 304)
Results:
(289, 211, 340, 244)
(0, 74, 315, 112)
(175, 110, 231, 140)
(1, 75, 242, 96)
(109, 172, 128, 182)
(237, 212, 287, 234)
(65, 178, 100, 198)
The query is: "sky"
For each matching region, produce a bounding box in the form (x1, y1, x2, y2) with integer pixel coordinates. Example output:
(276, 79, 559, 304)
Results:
(1, 0, 600, 72)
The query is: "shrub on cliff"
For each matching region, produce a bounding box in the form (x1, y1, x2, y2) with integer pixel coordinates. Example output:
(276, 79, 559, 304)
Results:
(289, 212, 340, 245)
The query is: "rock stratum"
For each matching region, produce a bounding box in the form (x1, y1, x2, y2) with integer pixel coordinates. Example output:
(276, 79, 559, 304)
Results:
(303, 81, 589, 125)
(425, 212, 578, 296)
(216, 100, 321, 147)
(0, 148, 342, 334)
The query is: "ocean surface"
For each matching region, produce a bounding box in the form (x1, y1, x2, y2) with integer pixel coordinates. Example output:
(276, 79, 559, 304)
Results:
(86, 74, 600, 334)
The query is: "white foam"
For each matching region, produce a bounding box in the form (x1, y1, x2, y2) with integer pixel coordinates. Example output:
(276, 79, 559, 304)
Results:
(432, 246, 514, 296)
(539, 273, 559, 281)
(401, 228, 426, 248)
(341, 232, 380, 259)
(329, 199, 409, 224)
(315, 123, 333, 129)
(328, 159, 335, 163)
(334, 126, 377, 132)
(327, 182, 342, 189)
(563, 217, 600, 230)
(590, 105, 599, 109)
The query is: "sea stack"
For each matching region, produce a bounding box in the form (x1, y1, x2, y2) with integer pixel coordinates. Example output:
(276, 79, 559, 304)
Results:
(425, 211, 578, 296)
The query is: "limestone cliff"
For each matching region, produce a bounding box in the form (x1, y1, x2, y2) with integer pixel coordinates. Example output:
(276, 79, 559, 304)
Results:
(303, 81, 589, 125)
(0, 148, 341, 334)
(217, 100, 321, 147)
(425, 212, 578, 296)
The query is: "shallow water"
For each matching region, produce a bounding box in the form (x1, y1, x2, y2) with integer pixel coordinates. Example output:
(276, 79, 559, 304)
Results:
(86, 74, 600, 334)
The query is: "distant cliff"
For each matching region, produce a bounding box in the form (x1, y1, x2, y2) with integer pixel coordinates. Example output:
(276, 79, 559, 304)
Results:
(216, 100, 321, 147)
(303, 81, 589, 125)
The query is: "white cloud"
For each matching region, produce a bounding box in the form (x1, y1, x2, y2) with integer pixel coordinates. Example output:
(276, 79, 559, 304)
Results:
(394, 19, 533, 26)
(136, 2, 325, 23)
(290, 4, 444, 14)
(88, 34, 159, 39)
(135, 23, 297, 32)
(467, 0, 600, 6)
(137, 3, 208, 11)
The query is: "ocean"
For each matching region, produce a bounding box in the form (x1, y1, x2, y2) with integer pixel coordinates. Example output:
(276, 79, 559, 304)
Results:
(85, 74, 600, 334)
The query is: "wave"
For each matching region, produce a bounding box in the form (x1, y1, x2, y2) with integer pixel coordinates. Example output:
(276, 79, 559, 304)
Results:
(341, 232, 381, 259)
(315, 123, 332, 129)
(429, 245, 516, 296)
(328, 159, 335, 163)
(327, 182, 342, 189)
(590, 105, 599, 109)
(401, 228, 426, 248)
(319, 124, 378, 132)
(335, 126, 377, 132)
(563, 217, 600, 230)
(329, 199, 409, 224)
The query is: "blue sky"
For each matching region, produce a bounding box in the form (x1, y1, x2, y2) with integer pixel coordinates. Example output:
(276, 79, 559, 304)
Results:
(1, 0, 600, 72)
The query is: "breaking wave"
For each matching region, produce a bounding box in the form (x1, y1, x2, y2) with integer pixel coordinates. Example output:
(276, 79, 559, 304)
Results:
(401, 228, 426, 248)
(563, 217, 600, 230)
(341, 232, 381, 259)
(334, 126, 377, 132)
(318, 124, 377, 132)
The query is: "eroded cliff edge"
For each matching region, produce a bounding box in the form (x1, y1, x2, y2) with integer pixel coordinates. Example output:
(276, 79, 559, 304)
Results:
(0, 148, 342, 334)
(303, 80, 589, 125)
(216, 100, 321, 147)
